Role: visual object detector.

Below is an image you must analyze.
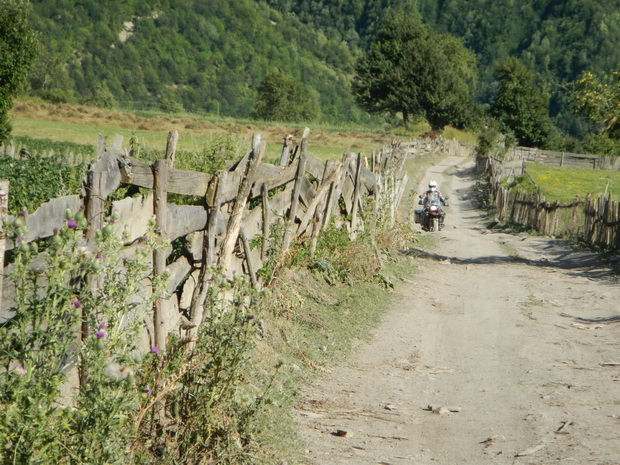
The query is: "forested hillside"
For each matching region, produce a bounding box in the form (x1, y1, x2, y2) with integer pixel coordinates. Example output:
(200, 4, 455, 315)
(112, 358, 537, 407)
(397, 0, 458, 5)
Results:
(25, 0, 365, 122)
(267, 0, 620, 136)
(21, 0, 620, 136)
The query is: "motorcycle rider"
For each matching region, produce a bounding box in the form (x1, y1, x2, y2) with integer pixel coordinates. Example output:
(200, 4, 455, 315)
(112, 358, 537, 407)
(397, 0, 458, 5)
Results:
(418, 180, 448, 229)
(419, 181, 448, 207)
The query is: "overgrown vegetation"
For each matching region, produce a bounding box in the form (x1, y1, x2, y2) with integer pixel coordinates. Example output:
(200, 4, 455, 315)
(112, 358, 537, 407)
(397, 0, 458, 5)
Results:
(0, 149, 88, 216)
(0, 134, 425, 464)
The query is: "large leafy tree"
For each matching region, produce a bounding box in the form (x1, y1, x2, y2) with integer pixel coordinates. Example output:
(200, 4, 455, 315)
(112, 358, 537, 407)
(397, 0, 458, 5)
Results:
(253, 70, 320, 123)
(0, 0, 38, 142)
(490, 57, 556, 148)
(351, 10, 478, 130)
(572, 70, 620, 139)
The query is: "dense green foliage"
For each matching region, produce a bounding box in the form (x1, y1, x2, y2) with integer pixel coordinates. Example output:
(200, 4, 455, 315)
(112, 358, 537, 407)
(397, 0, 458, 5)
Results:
(0, 153, 88, 216)
(24, 0, 362, 124)
(352, 10, 478, 130)
(491, 58, 557, 148)
(253, 70, 320, 122)
(0, 0, 38, 142)
(415, 0, 620, 137)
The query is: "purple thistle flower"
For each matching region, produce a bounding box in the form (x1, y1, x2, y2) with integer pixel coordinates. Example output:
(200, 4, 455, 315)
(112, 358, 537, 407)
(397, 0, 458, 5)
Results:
(96, 331, 105, 339)
(222, 274, 227, 280)
(207, 280, 213, 285)
(16, 236, 24, 244)
(95, 253, 102, 259)
(143, 387, 152, 395)
(67, 220, 77, 229)
(14, 365, 26, 377)
(98, 323, 106, 330)
(232, 270, 237, 275)
(151, 346, 160, 355)
(73, 300, 82, 309)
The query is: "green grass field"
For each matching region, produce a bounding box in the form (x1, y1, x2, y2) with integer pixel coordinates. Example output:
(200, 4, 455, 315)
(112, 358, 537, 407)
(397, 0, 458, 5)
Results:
(525, 162, 620, 203)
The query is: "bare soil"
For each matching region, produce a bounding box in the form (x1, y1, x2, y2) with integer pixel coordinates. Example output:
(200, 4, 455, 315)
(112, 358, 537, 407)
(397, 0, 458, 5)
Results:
(295, 155, 620, 464)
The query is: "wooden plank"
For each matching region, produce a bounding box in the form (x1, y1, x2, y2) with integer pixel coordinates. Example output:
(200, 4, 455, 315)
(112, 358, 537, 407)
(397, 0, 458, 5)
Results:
(261, 184, 269, 260)
(89, 146, 123, 198)
(3, 195, 83, 249)
(165, 256, 192, 296)
(122, 163, 212, 197)
(249, 159, 298, 198)
(85, 171, 107, 246)
(0, 180, 8, 314)
(167, 205, 208, 241)
(305, 153, 325, 181)
(111, 194, 154, 243)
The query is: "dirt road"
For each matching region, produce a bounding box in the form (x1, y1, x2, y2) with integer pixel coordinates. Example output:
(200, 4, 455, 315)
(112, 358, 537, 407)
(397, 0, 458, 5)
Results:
(295, 155, 620, 464)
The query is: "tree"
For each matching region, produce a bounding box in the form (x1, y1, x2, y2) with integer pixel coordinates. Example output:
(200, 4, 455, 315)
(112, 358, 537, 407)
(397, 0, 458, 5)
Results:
(253, 70, 320, 123)
(571, 70, 620, 140)
(490, 57, 556, 148)
(0, 0, 38, 142)
(351, 11, 478, 130)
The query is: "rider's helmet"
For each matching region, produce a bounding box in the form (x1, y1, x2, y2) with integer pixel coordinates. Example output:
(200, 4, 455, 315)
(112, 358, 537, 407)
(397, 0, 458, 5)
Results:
(429, 180, 438, 192)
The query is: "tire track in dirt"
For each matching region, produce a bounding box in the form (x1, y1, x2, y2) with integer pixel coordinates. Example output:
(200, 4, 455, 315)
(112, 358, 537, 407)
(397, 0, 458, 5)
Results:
(295, 156, 620, 465)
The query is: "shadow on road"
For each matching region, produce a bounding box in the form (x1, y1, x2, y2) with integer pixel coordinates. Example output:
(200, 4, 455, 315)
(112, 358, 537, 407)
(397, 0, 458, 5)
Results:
(403, 244, 618, 282)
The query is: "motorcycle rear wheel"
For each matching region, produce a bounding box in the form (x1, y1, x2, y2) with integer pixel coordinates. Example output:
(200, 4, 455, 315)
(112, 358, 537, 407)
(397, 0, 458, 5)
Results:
(431, 217, 439, 232)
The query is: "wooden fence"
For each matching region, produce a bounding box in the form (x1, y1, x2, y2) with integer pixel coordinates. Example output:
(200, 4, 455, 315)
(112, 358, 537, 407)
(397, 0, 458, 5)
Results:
(481, 154, 620, 250)
(506, 146, 620, 171)
(1, 129, 410, 356)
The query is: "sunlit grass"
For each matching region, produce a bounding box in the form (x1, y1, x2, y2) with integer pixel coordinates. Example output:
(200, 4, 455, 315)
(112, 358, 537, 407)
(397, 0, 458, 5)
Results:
(526, 162, 620, 203)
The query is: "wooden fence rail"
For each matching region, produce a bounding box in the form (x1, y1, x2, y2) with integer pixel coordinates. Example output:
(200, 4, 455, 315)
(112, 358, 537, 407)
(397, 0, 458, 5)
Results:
(1, 129, 409, 358)
(506, 146, 620, 171)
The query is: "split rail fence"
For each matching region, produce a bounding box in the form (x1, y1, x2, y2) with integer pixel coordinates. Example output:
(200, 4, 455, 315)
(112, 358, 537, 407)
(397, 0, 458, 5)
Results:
(479, 154, 620, 251)
(1, 129, 411, 357)
(506, 146, 620, 171)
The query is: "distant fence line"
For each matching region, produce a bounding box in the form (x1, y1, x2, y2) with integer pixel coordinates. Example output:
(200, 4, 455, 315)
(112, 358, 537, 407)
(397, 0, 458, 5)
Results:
(1, 129, 414, 359)
(0, 140, 94, 166)
(479, 154, 620, 251)
(506, 146, 620, 171)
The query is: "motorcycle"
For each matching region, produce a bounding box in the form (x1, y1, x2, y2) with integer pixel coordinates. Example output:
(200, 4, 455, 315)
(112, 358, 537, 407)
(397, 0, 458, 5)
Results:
(414, 194, 448, 232)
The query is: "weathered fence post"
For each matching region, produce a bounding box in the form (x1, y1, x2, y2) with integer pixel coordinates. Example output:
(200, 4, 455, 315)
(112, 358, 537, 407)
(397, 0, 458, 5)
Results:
(152, 130, 178, 353)
(0, 180, 9, 311)
(279, 134, 294, 166)
(261, 183, 270, 260)
(220, 134, 265, 272)
(282, 128, 309, 252)
(350, 153, 363, 239)
(186, 170, 228, 351)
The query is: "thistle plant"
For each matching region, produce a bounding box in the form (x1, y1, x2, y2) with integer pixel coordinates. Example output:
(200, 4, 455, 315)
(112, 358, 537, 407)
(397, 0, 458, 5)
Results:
(0, 211, 168, 464)
(135, 264, 269, 464)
